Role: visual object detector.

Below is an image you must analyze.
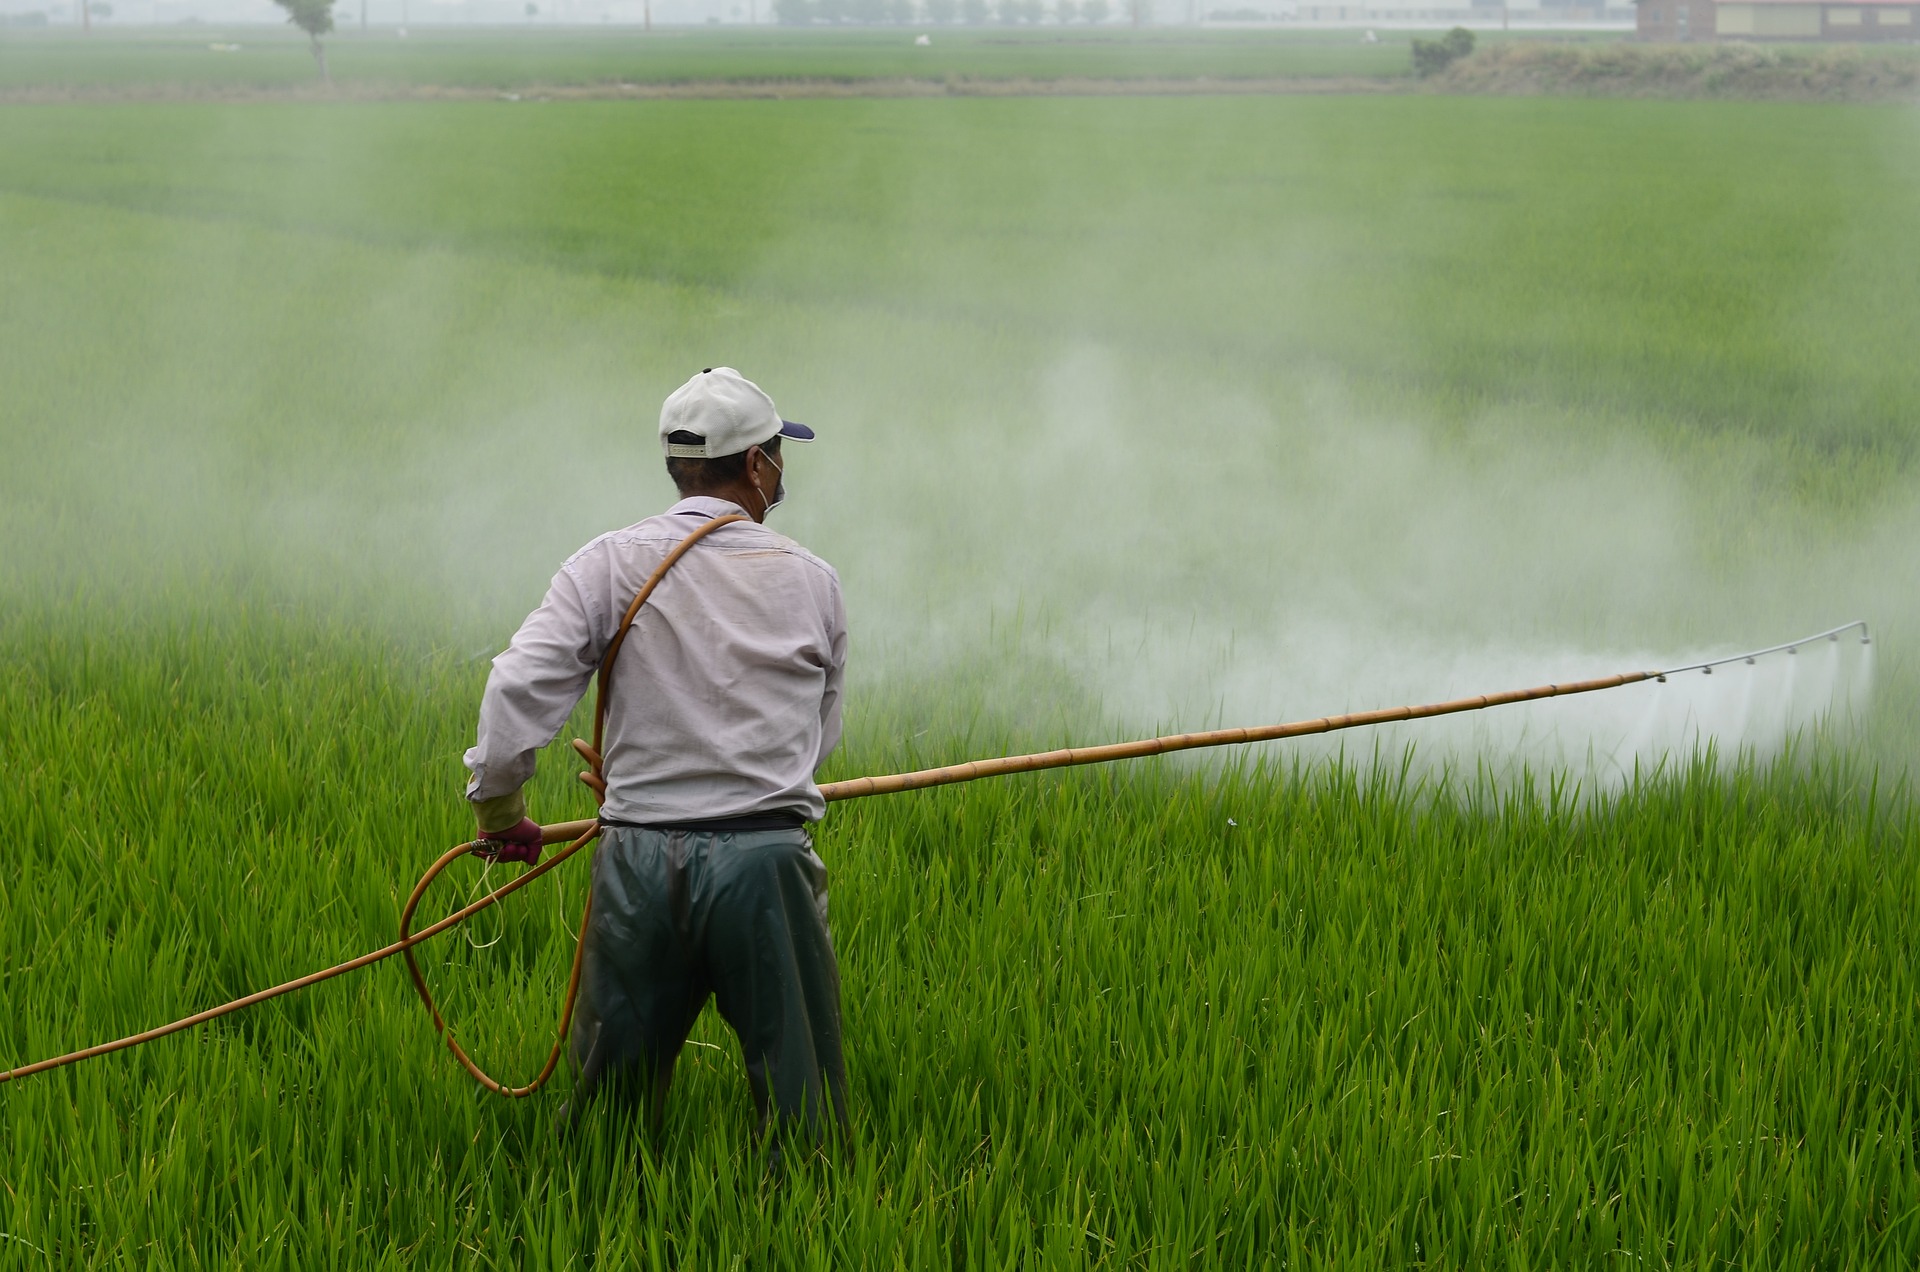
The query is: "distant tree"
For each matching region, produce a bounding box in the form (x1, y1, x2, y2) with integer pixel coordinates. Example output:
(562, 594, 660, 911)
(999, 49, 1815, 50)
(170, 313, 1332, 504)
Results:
(852, 0, 885, 20)
(960, 0, 987, 20)
(1127, 0, 1147, 22)
(1056, 0, 1077, 17)
(1410, 25, 1472, 75)
(993, 0, 1017, 19)
(1083, 0, 1107, 16)
(1019, 0, 1041, 17)
(274, 0, 335, 82)
(925, 0, 956, 18)
(773, 0, 813, 20)
(91, 0, 111, 13)
(887, 0, 915, 18)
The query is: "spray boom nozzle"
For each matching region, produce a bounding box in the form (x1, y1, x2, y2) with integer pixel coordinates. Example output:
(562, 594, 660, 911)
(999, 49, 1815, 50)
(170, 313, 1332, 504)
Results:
(1656, 620, 1867, 679)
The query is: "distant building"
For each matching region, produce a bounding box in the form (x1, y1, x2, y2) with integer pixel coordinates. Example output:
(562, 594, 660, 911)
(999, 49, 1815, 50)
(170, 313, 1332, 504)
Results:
(1638, 0, 1917, 38)
(1291, 0, 1633, 20)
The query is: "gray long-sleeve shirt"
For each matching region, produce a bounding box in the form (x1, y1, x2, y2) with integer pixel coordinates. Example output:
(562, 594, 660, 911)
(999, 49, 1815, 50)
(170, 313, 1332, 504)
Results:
(464, 496, 848, 825)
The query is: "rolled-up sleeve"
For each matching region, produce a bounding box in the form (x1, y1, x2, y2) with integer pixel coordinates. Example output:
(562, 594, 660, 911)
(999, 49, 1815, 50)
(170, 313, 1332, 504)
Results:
(816, 576, 848, 769)
(463, 568, 603, 803)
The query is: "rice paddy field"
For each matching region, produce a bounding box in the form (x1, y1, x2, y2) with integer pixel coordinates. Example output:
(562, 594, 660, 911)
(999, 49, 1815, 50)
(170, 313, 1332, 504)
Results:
(0, 26, 1419, 95)
(4, 33, 1920, 1268)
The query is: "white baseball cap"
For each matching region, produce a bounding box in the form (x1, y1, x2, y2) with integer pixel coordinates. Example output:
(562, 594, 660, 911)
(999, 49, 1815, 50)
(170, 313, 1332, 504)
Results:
(659, 367, 816, 459)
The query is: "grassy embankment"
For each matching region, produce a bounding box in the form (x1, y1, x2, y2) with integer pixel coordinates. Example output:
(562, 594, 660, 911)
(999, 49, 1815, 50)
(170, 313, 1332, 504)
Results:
(1440, 39, 1920, 101)
(2, 93, 1918, 1264)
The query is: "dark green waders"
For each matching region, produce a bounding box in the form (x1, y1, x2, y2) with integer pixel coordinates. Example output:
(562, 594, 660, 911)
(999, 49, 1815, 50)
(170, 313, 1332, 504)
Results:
(567, 826, 849, 1145)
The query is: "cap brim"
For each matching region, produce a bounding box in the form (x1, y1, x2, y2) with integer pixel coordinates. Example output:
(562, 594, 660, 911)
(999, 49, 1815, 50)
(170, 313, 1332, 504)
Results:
(778, 420, 816, 443)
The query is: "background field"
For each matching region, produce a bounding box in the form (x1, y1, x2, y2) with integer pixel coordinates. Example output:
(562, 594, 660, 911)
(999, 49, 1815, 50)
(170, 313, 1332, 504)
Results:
(9, 27, 1918, 103)
(0, 27, 1423, 94)
(3, 51, 1919, 1269)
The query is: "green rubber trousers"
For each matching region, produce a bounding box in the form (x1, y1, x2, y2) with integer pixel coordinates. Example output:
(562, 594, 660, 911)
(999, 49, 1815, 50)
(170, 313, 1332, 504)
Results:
(567, 825, 849, 1141)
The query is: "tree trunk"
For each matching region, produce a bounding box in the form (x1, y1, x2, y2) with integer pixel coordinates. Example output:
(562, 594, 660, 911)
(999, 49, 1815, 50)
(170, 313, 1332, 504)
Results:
(79, 0, 90, 31)
(310, 33, 331, 83)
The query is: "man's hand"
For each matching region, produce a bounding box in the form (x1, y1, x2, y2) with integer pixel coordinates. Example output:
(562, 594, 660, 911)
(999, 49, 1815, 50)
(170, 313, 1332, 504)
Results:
(474, 817, 544, 865)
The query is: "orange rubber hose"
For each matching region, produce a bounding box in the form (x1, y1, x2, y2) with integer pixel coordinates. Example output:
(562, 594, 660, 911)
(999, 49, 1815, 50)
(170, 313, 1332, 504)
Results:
(396, 826, 600, 1098)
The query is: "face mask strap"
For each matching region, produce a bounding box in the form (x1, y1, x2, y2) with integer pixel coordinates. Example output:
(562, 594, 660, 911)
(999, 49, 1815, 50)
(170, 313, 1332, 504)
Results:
(752, 446, 785, 519)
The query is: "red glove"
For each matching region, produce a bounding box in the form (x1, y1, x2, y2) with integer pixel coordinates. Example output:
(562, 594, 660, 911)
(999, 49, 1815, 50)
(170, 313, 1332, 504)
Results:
(474, 817, 544, 865)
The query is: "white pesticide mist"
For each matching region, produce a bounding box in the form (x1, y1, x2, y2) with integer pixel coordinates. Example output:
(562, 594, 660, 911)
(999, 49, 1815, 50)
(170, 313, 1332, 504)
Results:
(6, 101, 1917, 789)
(773, 341, 1905, 785)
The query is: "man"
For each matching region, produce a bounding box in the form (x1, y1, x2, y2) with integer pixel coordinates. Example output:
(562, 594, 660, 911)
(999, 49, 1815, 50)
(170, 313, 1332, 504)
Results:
(461, 367, 850, 1145)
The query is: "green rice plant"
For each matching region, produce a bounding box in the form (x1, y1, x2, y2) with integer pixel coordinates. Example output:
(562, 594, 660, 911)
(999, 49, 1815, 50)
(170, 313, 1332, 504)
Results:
(2, 601, 1914, 1265)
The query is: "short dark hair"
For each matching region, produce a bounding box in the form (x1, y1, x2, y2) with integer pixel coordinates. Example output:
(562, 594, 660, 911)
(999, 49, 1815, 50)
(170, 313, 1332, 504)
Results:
(665, 431, 779, 496)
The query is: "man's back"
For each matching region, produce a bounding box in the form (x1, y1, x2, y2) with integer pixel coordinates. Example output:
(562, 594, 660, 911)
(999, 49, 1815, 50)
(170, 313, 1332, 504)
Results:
(463, 495, 847, 827)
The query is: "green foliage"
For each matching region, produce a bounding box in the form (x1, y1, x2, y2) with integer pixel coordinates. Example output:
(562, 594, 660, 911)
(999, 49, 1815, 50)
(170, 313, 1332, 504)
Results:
(1412, 24, 1474, 77)
(273, 0, 335, 39)
(1449, 38, 1920, 100)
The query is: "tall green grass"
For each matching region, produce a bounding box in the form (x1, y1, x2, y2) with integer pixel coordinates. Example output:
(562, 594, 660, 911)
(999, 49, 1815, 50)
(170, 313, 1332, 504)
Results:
(3, 90, 1918, 1265)
(3, 602, 1916, 1266)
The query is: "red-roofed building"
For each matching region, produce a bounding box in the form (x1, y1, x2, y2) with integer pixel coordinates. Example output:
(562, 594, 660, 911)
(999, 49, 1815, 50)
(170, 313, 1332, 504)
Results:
(1639, 0, 1918, 38)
